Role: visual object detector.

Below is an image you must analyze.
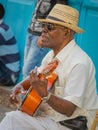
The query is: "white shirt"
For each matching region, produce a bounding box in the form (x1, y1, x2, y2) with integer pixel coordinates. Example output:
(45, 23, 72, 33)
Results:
(39, 39, 98, 129)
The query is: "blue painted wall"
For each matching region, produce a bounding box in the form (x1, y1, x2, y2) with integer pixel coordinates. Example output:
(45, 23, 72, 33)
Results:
(68, 0, 98, 92)
(0, 0, 36, 82)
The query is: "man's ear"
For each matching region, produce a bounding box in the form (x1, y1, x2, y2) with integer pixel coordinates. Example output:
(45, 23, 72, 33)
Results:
(64, 28, 70, 36)
(67, 29, 71, 34)
(64, 31, 67, 36)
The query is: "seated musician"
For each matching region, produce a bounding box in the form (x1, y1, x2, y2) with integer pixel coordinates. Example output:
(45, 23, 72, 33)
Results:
(0, 4, 98, 130)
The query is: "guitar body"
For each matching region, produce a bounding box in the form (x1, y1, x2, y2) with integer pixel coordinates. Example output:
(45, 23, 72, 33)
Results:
(19, 89, 42, 116)
(18, 60, 58, 116)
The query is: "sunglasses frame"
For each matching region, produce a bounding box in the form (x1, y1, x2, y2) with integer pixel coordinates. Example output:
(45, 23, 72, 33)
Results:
(42, 22, 66, 31)
(42, 23, 56, 31)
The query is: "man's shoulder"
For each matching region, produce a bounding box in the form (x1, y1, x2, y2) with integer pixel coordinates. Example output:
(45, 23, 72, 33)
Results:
(70, 44, 94, 67)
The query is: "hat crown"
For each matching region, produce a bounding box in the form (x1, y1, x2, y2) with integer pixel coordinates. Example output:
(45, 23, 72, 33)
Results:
(47, 4, 79, 26)
(38, 4, 84, 33)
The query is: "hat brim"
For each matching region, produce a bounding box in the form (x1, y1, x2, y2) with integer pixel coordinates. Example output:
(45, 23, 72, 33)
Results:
(38, 18, 84, 33)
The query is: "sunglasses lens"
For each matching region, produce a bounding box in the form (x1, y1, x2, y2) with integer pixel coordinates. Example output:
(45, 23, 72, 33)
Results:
(48, 24, 55, 31)
(42, 23, 45, 28)
(42, 23, 55, 31)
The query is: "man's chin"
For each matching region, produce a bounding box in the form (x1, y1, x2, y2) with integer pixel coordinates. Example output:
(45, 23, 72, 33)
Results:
(41, 42, 49, 48)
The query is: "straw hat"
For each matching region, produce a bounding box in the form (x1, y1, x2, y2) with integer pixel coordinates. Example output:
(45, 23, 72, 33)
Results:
(38, 4, 84, 33)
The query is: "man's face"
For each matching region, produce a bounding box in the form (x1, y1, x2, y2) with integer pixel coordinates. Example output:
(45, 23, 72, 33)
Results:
(41, 23, 67, 50)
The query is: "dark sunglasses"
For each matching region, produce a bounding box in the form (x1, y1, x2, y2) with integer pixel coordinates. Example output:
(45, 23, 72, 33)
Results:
(42, 23, 66, 32)
(42, 23, 56, 31)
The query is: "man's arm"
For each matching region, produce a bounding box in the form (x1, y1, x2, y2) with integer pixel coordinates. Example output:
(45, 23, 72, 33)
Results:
(47, 94, 76, 117)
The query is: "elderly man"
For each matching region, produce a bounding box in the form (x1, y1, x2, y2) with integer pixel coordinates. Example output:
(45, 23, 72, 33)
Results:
(22, 0, 67, 79)
(0, 4, 98, 130)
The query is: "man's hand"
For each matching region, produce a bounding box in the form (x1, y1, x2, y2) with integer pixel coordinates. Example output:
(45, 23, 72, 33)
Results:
(37, 36, 43, 48)
(9, 85, 24, 104)
(29, 67, 48, 98)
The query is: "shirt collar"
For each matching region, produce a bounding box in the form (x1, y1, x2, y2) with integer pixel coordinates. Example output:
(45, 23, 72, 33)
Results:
(54, 39, 76, 63)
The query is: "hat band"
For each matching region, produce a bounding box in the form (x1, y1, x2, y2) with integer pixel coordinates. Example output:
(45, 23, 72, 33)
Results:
(47, 16, 65, 23)
(47, 16, 73, 25)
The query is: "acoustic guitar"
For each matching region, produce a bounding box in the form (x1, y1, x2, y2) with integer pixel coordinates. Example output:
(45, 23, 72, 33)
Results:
(18, 60, 58, 116)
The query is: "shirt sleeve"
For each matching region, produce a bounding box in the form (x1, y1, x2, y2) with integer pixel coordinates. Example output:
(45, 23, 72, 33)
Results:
(63, 63, 89, 108)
